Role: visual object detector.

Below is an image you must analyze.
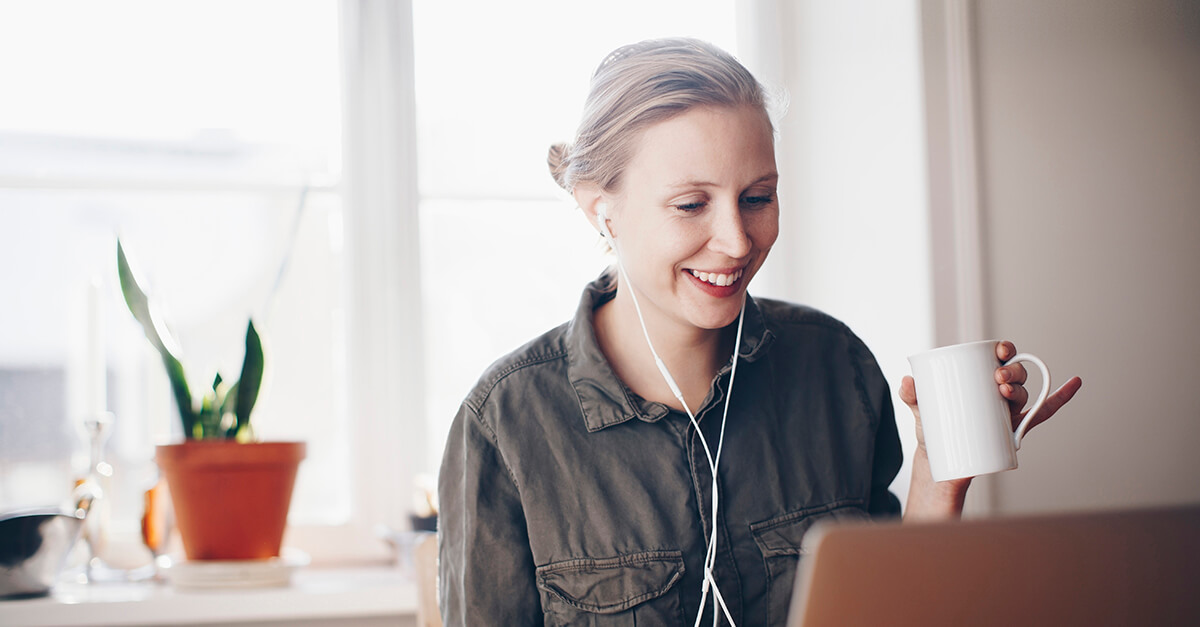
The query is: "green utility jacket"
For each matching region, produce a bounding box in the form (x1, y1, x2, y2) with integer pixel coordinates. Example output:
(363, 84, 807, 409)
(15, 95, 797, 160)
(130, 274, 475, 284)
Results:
(439, 271, 902, 626)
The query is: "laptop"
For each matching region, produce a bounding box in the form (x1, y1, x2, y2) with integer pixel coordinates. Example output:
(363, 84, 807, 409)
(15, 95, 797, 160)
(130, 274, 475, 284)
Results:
(787, 505, 1200, 626)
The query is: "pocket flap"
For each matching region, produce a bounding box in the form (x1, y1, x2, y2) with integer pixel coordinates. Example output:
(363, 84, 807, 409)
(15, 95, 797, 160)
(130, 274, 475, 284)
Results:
(536, 550, 685, 614)
(750, 500, 870, 558)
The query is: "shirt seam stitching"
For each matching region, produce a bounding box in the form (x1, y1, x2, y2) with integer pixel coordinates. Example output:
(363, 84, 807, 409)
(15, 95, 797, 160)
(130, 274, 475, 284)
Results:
(466, 349, 569, 411)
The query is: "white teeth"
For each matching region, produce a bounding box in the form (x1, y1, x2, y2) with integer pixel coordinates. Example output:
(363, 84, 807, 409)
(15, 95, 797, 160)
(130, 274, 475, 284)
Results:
(690, 269, 743, 287)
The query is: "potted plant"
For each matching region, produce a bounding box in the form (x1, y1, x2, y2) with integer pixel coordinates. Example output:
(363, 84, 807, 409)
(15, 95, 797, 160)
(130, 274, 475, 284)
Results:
(117, 240, 305, 561)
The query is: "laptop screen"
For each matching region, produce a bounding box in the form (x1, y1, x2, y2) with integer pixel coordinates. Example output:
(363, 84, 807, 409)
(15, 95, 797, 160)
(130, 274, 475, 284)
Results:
(787, 505, 1200, 627)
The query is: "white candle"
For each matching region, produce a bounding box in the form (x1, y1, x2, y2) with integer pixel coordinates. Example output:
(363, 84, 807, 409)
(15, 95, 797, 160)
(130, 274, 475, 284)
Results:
(85, 277, 106, 417)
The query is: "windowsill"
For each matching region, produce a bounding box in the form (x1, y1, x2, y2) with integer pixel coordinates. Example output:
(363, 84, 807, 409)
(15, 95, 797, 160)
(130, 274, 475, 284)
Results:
(0, 566, 417, 626)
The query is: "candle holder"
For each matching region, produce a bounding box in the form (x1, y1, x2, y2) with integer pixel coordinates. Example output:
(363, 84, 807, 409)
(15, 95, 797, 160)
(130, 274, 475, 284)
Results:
(78, 411, 116, 582)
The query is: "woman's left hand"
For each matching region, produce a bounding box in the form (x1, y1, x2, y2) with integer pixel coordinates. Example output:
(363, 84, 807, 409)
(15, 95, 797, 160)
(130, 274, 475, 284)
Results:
(900, 340, 1083, 520)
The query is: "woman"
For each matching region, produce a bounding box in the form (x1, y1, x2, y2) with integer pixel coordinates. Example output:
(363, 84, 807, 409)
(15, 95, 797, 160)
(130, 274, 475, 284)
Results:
(438, 38, 1080, 626)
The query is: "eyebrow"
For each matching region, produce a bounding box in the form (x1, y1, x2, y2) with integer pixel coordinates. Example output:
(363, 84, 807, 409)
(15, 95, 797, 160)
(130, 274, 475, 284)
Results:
(665, 173, 779, 190)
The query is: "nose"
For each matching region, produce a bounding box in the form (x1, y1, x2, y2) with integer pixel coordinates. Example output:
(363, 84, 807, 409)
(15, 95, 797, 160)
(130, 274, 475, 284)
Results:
(708, 202, 752, 259)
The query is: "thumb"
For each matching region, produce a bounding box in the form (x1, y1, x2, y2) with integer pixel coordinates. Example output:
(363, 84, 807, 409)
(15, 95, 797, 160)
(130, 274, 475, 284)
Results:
(899, 375, 919, 410)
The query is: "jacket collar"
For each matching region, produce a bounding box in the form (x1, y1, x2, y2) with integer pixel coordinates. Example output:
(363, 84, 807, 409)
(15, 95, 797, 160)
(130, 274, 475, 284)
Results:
(566, 269, 775, 433)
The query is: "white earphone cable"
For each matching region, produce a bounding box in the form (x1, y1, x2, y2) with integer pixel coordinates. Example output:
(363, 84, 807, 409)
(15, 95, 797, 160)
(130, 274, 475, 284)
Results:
(600, 205, 743, 626)
(616, 260, 740, 627)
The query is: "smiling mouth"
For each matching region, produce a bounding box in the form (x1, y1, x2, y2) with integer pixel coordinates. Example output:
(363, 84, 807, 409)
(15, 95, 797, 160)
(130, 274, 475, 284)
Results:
(688, 268, 744, 287)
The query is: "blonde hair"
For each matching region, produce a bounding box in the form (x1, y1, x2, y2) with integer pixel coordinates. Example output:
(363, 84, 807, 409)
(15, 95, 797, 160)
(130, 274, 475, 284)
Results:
(547, 38, 770, 193)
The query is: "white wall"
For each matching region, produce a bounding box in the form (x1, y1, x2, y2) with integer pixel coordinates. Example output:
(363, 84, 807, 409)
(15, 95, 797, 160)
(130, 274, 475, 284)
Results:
(773, 0, 1200, 516)
(951, 0, 1200, 514)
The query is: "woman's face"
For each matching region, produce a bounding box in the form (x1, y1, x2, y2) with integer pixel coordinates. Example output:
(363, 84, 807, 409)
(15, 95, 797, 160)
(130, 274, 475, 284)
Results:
(606, 104, 779, 333)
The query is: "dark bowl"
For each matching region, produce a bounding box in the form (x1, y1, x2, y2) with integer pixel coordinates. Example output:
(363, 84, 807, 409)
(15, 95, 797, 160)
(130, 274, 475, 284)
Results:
(0, 509, 85, 599)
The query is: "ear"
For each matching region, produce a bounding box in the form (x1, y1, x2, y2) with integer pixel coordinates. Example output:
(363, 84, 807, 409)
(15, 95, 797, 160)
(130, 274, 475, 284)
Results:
(573, 184, 612, 237)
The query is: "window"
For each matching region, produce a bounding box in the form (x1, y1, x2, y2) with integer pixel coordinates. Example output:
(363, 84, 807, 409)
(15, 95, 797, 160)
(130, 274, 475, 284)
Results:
(0, 0, 350, 556)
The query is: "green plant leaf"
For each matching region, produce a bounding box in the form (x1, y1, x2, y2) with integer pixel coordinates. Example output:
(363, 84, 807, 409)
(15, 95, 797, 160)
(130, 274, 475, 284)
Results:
(234, 320, 263, 438)
(198, 392, 215, 437)
(220, 381, 238, 415)
(221, 382, 240, 439)
(117, 239, 196, 436)
(164, 355, 195, 437)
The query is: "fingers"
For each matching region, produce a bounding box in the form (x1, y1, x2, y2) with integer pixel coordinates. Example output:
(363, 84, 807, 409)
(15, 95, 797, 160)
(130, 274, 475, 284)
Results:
(1025, 376, 1083, 431)
(995, 341, 1028, 385)
(995, 342, 1025, 382)
(992, 340, 1081, 435)
(899, 375, 926, 448)
(995, 340, 1028, 421)
(1001, 381, 1029, 412)
(1015, 376, 1083, 433)
(996, 362, 1028, 386)
(899, 375, 918, 409)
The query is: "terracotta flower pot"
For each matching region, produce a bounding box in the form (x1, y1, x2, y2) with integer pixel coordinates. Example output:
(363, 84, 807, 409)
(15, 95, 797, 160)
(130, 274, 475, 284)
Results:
(155, 441, 305, 561)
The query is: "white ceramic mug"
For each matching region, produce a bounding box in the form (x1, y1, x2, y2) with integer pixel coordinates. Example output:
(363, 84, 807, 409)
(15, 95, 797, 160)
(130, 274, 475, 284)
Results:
(907, 340, 1052, 482)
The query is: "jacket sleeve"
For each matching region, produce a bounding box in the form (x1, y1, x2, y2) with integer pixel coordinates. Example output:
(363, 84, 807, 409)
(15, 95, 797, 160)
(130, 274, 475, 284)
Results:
(867, 386, 904, 517)
(438, 401, 541, 626)
(851, 337, 904, 518)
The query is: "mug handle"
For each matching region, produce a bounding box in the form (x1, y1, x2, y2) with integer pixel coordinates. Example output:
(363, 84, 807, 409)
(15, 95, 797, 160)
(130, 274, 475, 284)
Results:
(1006, 353, 1052, 451)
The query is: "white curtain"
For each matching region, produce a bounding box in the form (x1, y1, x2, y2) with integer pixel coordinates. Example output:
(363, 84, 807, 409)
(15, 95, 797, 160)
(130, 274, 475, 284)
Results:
(340, 0, 426, 533)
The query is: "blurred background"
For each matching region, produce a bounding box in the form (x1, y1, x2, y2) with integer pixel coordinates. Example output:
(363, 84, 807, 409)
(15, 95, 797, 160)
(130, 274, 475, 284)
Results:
(0, 0, 1196, 566)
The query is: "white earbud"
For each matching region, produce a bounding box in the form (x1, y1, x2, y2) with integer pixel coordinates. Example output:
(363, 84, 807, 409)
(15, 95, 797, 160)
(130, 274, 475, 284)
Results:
(596, 202, 614, 241)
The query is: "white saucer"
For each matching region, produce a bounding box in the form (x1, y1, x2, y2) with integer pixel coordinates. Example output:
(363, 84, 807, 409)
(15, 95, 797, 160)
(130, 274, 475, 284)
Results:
(163, 548, 310, 589)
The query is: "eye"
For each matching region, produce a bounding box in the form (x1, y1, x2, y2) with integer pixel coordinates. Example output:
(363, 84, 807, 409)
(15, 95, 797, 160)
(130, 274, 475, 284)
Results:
(673, 200, 707, 213)
(741, 194, 775, 208)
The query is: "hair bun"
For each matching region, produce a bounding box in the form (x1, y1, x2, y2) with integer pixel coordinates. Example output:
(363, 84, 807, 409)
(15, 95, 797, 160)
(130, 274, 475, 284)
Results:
(547, 142, 572, 191)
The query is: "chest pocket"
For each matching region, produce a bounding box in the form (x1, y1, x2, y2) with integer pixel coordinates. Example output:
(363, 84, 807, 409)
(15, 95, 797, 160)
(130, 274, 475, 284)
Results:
(750, 500, 871, 626)
(536, 550, 685, 626)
